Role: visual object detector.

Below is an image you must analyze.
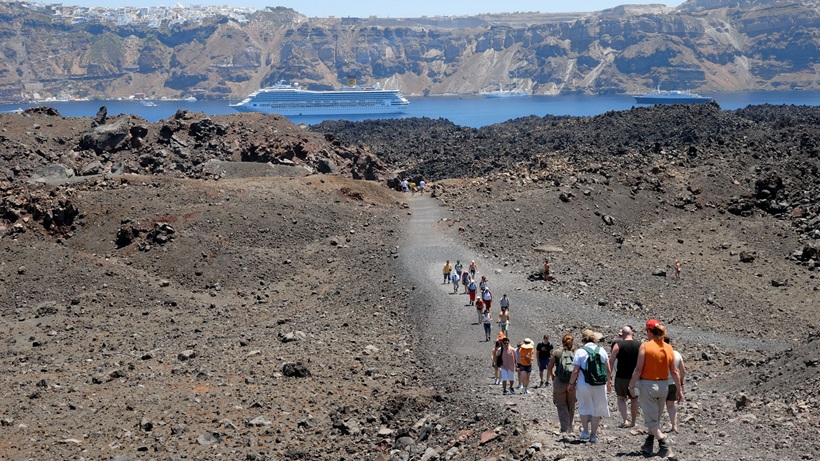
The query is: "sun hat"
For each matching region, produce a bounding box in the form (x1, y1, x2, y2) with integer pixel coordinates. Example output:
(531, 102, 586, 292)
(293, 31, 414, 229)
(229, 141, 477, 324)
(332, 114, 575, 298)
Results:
(521, 338, 534, 348)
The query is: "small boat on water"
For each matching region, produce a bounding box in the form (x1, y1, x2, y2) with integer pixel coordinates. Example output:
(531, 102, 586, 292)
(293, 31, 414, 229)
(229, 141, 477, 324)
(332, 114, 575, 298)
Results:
(141, 100, 158, 107)
(635, 87, 712, 105)
(230, 78, 409, 116)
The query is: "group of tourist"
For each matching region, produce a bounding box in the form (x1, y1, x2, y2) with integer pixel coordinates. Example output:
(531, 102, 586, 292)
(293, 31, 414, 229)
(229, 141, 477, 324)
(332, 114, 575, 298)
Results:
(440, 259, 685, 457)
(546, 321, 685, 457)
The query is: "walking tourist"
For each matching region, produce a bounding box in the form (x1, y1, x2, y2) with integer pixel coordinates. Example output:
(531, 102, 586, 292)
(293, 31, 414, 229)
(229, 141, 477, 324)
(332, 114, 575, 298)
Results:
(609, 325, 641, 428)
(536, 335, 554, 387)
(664, 337, 685, 433)
(442, 260, 452, 284)
(547, 333, 577, 435)
(567, 329, 611, 444)
(518, 338, 535, 393)
(496, 337, 517, 394)
(628, 319, 683, 458)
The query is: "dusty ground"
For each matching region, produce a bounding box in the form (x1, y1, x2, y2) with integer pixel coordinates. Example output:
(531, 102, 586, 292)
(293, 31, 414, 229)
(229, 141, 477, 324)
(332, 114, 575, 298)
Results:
(0, 104, 819, 460)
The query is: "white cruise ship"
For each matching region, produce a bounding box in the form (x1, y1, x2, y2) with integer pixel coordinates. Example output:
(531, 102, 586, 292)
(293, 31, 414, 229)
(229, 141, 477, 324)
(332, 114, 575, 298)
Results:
(230, 79, 409, 116)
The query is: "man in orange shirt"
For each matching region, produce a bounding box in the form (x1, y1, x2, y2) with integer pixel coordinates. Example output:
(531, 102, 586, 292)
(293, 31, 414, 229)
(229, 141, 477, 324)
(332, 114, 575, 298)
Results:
(628, 319, 683, 458)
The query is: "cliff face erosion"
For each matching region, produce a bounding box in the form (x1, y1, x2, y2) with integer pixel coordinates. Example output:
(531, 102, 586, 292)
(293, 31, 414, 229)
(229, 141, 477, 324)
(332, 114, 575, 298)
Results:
(0, 0, 818, 103)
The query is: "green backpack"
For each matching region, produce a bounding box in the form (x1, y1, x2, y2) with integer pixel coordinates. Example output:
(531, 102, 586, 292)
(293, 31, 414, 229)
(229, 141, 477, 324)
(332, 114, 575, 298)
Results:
(582, 346, 607, 386)
(556, 350, 574, 383)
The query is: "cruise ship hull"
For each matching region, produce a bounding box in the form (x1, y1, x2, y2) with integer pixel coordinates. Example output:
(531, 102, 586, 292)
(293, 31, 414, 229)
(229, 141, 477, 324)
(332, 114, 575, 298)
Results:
(634, 95, 712, 105)
(231, 83, 409, 116)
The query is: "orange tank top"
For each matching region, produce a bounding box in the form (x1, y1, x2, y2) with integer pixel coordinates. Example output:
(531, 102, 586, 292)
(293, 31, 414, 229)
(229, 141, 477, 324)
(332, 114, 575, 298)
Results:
(640, 339, 674, 380)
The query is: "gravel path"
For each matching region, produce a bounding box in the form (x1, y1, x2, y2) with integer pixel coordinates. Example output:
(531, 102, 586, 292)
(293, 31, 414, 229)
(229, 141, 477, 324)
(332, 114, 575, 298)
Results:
(394, 194, 790, 430)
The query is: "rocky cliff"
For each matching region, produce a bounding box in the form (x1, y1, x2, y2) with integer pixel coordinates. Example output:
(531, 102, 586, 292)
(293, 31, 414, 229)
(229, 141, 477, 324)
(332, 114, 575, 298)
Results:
(0, 0, 817, 103)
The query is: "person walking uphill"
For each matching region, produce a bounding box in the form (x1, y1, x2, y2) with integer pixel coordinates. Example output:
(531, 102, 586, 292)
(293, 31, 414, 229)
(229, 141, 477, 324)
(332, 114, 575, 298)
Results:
(609, 325, 641, 428)
(568, 329, 611, 444)
(628, 319, 683, 458)
(547, 334, 577, 435)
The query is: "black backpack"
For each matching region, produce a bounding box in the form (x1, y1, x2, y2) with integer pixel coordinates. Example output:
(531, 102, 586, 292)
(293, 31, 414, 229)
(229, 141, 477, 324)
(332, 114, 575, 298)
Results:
(582, 346, 607, 386)
(556, 350, 574, 383)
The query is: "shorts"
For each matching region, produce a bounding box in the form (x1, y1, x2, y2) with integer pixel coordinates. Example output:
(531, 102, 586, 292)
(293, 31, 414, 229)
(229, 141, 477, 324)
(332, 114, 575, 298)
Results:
(575, 383, 611, 417)
(501, 368, 516, 382)
(538, 358, 550, 371)
(519, 364, 532, 373)
(637, 379, 669, 429)
(499, 321, 509, 332)
(483, 323, 491, 334)
(666, 383, 678, 401)
(615, 378, 633, 398)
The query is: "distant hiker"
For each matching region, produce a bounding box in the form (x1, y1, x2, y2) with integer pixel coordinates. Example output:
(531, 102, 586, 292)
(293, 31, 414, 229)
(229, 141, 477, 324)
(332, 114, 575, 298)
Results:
(568, 329, 611, 444)
(479, 275, 488, 292)
(482, 288, 493, 311)
(499, 294, 510, 311)
(498, 306, 510, 337)
(419, 180, 426, 193)
(475, 298, 485, 324)
(536, 335, 554, 387)
(518, 338, 535, 394)
(664, 337, 685, 433)
(674, 260, 682, 281)
(482, 309, 493, 341)
(544, 259, 552, 281)
(410, 182, 417, 194)
(467, 278, 477, 305)
(609, 325, 640, 428)
(442, 260, 452, 284)
(496, 337, 517, 394)
(451, 270, 460, 294)
(469, 260, 477, 278)
(454, 260, 463, 277)
(401, 178, 409, 192)
(547, 333, 577, 435)
(628, 319, 683, 458)
(461, 270, 470, 294)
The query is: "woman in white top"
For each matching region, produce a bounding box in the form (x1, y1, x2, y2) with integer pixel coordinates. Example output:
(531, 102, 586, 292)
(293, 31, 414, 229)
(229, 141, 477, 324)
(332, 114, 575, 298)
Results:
(664, 337, 685, 433)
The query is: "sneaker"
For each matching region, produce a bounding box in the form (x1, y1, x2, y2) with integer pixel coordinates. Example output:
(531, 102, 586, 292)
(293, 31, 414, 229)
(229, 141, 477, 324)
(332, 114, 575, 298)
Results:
(502, 389, 508, 395)
(509, 388, 516, 394)
(579, 430, 590, 441)
(522, 388, 528, 394)
(589, 434, 598, 444)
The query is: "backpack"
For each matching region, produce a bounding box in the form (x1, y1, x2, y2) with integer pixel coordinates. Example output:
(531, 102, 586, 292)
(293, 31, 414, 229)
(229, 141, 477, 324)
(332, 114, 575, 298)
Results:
(582, 346, 607, 386)
(556, 350, 574, 383)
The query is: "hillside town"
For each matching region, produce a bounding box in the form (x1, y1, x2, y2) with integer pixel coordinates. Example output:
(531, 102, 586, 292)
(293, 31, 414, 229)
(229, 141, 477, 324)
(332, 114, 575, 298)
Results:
(3, 0, 302, 27)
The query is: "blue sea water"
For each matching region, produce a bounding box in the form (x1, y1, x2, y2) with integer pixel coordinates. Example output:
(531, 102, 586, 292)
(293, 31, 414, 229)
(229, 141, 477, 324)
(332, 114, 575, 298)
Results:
(2, 91, 819, 128)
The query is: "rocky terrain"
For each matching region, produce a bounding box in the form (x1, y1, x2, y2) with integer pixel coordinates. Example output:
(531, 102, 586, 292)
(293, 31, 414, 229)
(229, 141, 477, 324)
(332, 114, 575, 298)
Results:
(0, 102, 818, 460)
(1, 0, 819, 103)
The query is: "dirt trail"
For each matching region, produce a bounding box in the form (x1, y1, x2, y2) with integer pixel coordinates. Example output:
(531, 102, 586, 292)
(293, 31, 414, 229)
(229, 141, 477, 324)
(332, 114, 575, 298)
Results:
(398, 194, 787, 366)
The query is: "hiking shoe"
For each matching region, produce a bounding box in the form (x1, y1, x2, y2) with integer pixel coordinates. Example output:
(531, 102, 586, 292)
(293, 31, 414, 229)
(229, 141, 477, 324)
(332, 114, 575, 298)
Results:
(509, 388, 516, 394)
(589, 434, 598, 444)
(657, 437, 675, 458)
(502, 389, 508, 395)
(641, 435, 655, 455)
(579, 430, 590, 441)
(522, 388, 528, 394)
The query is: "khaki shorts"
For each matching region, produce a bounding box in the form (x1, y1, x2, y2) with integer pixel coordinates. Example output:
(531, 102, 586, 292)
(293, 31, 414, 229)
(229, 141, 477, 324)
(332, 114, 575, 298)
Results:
(637, 379, 669, 430)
